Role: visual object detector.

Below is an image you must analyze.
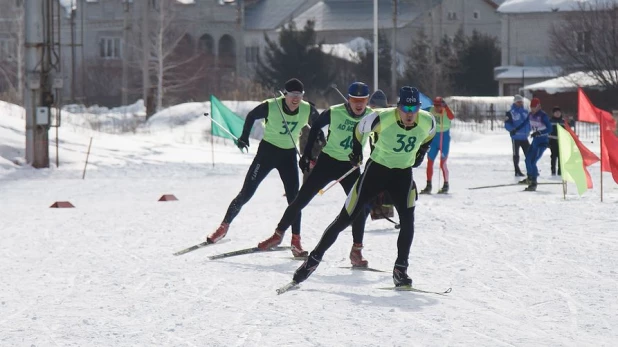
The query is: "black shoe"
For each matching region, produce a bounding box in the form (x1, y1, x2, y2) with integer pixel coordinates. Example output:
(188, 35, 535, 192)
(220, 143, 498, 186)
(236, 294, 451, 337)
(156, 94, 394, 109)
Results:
(293, 252, 321, 284)
(524, 177, 538, 191)
(515, 171, 525, 177)
(518, 178, 530, 184)
(438, 182, 449, 194)
(419, 181, 432, 195)
(393, 264, 412, 287)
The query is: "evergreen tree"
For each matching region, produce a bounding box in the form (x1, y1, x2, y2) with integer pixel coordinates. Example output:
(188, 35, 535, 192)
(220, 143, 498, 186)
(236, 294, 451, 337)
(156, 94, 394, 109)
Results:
(403, 29, 433, 95)
(354, 31, 392, 91)
(256, 20, 334, 97)
(452, 30, 500, 96)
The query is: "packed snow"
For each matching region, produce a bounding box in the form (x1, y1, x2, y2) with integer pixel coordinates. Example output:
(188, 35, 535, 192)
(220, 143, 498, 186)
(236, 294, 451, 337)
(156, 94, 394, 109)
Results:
(1, 99, 617, 346)
(497, 0, 616, 13)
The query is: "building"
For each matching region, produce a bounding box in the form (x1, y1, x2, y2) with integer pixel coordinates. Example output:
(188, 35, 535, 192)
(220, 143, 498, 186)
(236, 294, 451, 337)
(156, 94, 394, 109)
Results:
(494, 0, 593, 96)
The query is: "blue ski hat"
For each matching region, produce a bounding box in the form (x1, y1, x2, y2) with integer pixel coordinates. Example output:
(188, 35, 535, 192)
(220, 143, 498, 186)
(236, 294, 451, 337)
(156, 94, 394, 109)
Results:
(348, 82, 370, 98)
(398, 86, 421, 107)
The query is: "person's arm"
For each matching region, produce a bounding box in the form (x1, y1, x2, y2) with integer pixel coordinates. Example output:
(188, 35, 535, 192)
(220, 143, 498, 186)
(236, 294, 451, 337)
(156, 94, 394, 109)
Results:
(302, 109, 331, 157)
(413, 117, 437, 167)
(504, 111, 514, 132)
(445, 105, 455, 120)
(350, 112, 380, 165)
(239, 102, 269, 142)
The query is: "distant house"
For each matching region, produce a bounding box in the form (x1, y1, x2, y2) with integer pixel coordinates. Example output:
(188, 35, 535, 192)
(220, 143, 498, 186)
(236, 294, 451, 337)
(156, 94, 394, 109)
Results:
(494, 0, 591, 96)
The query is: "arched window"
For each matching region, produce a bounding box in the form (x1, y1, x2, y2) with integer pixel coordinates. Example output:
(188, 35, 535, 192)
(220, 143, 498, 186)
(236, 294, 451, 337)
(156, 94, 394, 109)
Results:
(198, 34, 214, 55)
(218, 34, 236, 68)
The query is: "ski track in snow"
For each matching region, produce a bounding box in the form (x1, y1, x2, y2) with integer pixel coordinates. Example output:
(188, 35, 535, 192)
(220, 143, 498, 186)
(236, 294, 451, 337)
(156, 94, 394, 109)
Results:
(1, 108, 618, 346)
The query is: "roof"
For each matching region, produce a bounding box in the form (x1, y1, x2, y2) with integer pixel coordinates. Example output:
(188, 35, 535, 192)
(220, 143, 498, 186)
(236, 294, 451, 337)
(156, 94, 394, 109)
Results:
(244, 0, 308, 30)
(494, 66, 562, 80)
(521, 70, 617, 94)
(289, 0, 438, 32)
(497, 0, 615, 14)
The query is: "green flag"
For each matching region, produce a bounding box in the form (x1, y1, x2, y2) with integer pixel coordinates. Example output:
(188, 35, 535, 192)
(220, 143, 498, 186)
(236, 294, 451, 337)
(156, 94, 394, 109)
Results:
(557, 124, 588, 195)
(210, 95, 244, 141)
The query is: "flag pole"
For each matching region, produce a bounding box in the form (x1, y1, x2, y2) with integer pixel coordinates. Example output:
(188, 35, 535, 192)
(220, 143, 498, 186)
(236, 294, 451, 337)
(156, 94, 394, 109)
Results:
(207, 111, 215, 168)
(598, 111, 604, 202)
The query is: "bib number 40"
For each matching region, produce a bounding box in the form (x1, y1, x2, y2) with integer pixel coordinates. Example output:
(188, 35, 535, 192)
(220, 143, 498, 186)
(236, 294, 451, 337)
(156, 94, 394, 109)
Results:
(393, 134, 417, 152)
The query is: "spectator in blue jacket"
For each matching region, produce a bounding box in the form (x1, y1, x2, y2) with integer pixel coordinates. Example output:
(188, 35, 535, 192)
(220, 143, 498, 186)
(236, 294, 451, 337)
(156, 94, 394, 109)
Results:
(504, 94, 531, 177)
(523, 98, 553, 191)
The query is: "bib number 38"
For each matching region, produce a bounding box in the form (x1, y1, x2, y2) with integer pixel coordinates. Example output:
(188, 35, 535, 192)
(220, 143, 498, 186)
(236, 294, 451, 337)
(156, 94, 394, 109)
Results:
(393, 134, 417, 152)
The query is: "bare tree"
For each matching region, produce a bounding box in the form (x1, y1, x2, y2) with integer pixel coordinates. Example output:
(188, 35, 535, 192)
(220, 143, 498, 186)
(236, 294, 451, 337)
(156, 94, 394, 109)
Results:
(130, 0, 206, 112)
(0, 0, 24, 104)
(550, 1, 618, 90)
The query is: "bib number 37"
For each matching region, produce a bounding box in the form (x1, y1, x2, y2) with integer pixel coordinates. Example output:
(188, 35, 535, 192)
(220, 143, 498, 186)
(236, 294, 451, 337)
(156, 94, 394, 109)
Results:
(393, 134, 417, 152)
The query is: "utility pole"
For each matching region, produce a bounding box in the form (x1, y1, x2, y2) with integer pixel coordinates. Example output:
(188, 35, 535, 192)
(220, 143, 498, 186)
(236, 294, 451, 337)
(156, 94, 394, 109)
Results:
(24, 0, 56, 168)
(141, 1, 149, 113)
(391, 0, 397, 100)
(122, 1, 131, 106)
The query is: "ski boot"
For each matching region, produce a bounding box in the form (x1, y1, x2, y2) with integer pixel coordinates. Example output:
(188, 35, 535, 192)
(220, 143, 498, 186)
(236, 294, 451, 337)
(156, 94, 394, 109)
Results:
(419, 181, 432, 194)
(207, 222, 229, 243)
(524, 176, 538, 192)
(257, 229, 284, 250)
(438, 182, 449, 194)
(515, 169, 525, 177)
(293, 252, 321, 284)
(291, 234, 308, 258)
(349, 243, 369, 268)
(518, 177, 530, 185)
(393, 263, 412, 287)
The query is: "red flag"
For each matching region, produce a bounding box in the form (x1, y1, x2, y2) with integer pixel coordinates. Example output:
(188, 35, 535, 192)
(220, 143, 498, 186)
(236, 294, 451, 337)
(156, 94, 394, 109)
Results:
(601, 127, 618, 184)
(563, 122, 599, 188)
(577, 88, 616, 131)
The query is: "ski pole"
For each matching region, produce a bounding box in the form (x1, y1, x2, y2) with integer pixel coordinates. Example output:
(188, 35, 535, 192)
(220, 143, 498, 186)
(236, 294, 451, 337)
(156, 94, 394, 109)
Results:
(330, 84, 348, 101)
(274, 91, 302, 159)
(204, 113, 247, 153)
(318, 165, 359, 195)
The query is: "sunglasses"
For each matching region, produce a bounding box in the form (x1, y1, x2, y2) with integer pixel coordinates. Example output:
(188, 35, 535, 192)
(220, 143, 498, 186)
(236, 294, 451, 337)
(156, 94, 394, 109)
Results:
(399, 104, 420, 113)
(285, 91, 304, 97)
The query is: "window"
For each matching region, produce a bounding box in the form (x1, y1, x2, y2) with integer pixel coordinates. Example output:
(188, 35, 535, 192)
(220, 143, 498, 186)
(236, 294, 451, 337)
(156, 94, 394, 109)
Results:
(245, 46, 259, 63)
(99, 37, 122, 59)
(0, 39, 15, 61)
(504, 83, 523, 96)
(575, 31, 591, 53)
(473, 11, 480, 20)
(447, 11, 457, 20)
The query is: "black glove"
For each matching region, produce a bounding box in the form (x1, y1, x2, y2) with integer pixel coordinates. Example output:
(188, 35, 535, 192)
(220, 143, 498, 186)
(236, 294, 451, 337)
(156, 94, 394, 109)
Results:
(509, 129, 517, 136)
(236, 137, 249, 151)
(348, 151, 362, 167)
(299, 155, 312, 173)
(413, 148, 428, 168)
(531, 131, 541, 138)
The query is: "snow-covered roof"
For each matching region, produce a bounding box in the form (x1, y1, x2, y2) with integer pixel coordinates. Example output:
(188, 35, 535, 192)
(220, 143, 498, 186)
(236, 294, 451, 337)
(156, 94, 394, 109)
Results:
(321, 37, 407, 76)
(494, 66, 562, 80)
(521, 70, 618, 94)
(497, 0, 615, 13)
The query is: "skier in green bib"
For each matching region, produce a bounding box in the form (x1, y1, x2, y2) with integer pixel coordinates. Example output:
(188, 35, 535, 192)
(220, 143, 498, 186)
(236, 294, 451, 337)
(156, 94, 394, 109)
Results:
(291, 86, 436, 287)
(257, 82, 374, 264)
(206, 78, 319, 257)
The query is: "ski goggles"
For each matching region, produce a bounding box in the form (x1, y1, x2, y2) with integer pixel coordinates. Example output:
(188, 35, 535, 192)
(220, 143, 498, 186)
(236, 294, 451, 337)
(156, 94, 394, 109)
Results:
(399, 104, 420, 113)
(285, 91, 304, 97)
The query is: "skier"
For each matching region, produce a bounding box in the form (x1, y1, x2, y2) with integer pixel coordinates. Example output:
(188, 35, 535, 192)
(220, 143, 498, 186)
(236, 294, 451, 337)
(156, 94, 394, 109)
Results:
(257, 82, 374, 262)
(420, 96, 455, 194)
(504, 94, 531, 177)
(523, 98, 553, 191)
(291, 86, 436, 287)
(206, 78, 320, 256)
(548, 106, 565, 176)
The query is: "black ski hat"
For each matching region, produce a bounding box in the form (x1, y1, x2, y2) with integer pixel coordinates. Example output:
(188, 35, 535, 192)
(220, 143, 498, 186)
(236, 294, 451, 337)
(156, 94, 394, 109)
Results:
(369, 89, 388, 108)
(284, 78, 304, 93)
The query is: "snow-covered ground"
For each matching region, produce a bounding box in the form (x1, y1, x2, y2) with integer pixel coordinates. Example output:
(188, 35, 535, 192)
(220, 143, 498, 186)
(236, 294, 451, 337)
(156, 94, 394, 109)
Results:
(1, 100, 617, 347)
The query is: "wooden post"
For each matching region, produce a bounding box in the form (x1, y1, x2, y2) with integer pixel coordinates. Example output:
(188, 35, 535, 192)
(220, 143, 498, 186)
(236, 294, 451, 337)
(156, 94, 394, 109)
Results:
(82, 137, 93, 179)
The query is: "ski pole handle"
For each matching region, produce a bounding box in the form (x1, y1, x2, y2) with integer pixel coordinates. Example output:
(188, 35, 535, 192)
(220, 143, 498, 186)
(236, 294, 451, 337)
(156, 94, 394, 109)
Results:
(330, 84, 347, 102)
(204, 112, 240, 141)
(319, 165, 359, 195)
